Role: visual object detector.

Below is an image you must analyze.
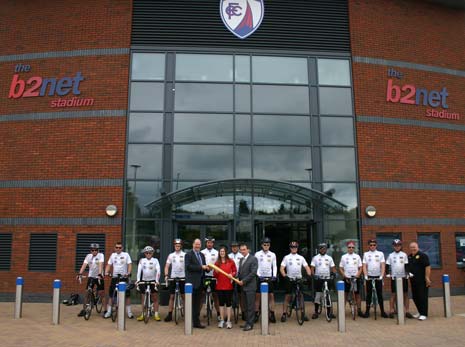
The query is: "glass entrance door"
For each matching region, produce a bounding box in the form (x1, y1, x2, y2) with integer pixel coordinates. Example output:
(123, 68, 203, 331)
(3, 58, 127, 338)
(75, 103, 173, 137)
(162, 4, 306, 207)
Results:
(175, 223, 230, 251)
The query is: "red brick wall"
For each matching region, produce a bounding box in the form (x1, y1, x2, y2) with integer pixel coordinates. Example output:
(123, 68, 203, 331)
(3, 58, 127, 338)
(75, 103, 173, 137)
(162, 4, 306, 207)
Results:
(0, 0, 131, 294)
(350, 0, 465, 288)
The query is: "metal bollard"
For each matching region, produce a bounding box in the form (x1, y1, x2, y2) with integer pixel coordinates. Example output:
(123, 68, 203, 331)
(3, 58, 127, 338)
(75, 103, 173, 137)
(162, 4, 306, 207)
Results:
(395, 277, 405, 325)
(14, 277, 24, 319)
(52, 279, 61, 325)
(117, 282, 126, 331)
(337, 281, 345, 333)
(443, 274, 452, 318)
(260, 282, 269, 336)
(184, 283, 192, 335)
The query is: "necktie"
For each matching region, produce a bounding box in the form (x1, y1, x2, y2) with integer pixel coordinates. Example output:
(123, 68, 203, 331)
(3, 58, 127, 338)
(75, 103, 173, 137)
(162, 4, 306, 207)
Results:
(196, 252, 202, 265)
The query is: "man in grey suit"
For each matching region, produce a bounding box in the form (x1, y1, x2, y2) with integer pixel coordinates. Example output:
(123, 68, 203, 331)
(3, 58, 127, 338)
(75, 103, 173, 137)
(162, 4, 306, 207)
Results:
(237, 243, 258, 331)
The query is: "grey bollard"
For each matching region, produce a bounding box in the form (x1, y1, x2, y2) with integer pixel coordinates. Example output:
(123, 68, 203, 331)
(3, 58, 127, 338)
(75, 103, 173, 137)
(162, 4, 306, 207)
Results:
(443, 274, 452, 318)
(52, 279, 61, 325)
(184, 283, 193, 335)
(260, 282, 269, 336)
(14, 277, 24, 319)
(395, 277, 405, 325)
(337, 281, 345, 333)
(117, 282, 126, 331)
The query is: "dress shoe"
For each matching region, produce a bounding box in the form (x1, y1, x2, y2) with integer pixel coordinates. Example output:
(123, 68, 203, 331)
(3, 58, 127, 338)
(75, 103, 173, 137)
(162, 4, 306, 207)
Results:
(193, 324, 206, 329)
(381, 312, 389, 318)
(240, 324, 247, 328)
(242, 325, 253, 331)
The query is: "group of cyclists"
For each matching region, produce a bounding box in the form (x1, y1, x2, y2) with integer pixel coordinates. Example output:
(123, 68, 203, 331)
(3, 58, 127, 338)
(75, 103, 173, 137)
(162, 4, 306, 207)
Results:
(77, 236, 421, 326)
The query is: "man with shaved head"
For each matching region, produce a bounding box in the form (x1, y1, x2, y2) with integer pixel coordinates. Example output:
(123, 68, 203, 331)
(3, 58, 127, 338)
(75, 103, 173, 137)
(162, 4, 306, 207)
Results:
(408, 242, 431, 321)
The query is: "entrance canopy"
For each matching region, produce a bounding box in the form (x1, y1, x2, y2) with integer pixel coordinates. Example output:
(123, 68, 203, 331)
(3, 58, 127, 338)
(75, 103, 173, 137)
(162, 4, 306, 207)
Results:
(145, 179, 347, 213)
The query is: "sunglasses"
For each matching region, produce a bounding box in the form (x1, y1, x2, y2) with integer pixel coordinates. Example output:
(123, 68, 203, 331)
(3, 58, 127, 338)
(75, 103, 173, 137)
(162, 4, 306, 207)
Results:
(90, 249, 98, 251)
(115, 246, 122, 249)
(369, 244, 377, 246)
(262, 244, 270, 246)
(347, 246, 355, 249)
(290, 246, 298, 249)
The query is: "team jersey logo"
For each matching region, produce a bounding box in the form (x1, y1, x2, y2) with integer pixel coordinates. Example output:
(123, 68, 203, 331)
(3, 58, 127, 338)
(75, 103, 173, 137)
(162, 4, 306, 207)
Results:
(220, 0, 264, 39)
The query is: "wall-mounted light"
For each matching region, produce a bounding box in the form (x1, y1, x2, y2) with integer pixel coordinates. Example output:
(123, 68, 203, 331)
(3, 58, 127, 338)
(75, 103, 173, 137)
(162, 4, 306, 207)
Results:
(365, 205, 376, 218)
(105, 205, 118, 217)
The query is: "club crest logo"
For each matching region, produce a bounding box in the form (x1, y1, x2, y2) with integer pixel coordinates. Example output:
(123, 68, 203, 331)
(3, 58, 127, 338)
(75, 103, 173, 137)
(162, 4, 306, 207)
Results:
(220, 0, 264, 39)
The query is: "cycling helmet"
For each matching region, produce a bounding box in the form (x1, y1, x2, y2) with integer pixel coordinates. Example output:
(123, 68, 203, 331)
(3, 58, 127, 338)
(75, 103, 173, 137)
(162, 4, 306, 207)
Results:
(346, 241, 355, 247)
(173, 238, 183, 245)
(90, 243, 99, 249)
(368, 239, 377, 245)
(318, 243, 328, 249)
(143, 246, 154, 253)
(261, 237, 271, 244)
(392, 239, 402, 246)
(205, 236, 215, 242)
(230, 241, 239, 247)
(289, 241, 299, 248)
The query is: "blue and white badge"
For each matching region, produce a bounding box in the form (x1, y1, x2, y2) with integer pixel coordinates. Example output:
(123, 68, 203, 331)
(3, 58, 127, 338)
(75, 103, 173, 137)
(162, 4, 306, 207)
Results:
(220, 0, 264, 39)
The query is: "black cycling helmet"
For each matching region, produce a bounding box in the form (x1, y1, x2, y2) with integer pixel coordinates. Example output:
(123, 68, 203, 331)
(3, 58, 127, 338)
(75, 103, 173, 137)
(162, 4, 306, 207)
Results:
(90, 243, 99, 249)
(368, 239, 377, 245)
(230, 241, 239, 247)
(289, 241, 299, 248)
(261, 237, 271, 244)
(205, 236, 215, 242)
(318, 243, 328, 249)
(392, 239, 402, 246)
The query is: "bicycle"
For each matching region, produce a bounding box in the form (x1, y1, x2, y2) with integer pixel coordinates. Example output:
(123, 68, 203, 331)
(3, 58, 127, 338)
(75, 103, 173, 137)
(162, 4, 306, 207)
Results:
(110, 274, 128, 322)
(138, 280, 157, 324)
(316, 276, 333, 322)
(367, 277, 380, 320)
(286, 278, 306, 325)
(256, 277, 276, 323)
(347, 277, 358, 320)
(78, 275, 103, 320)
(167, 278, 185, 325)
(203, 277, 216, 326)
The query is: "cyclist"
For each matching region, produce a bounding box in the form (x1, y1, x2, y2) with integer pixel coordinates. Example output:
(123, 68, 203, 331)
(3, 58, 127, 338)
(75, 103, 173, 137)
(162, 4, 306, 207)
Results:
(135, 246, 161, 321)
(280, 241, 312, 322)
(201, 236, 220, 321)
(311, 243, 337, 319)
(104, 242, 134, 319)
(254, 237, 277, 323)
(76, 243, 105, 317)
(163, 238, 186, 322)
(386, 239, 410, 318)
(339, 241, 363, 317)
(362, 239, 388, 318)
(213, 245, 237, 329)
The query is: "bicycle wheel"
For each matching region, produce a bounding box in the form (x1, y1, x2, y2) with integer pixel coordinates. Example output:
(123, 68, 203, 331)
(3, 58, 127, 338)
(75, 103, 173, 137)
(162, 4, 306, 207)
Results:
(286, 296, 293, 317)
(232, 289, 239, 324)
(94, 292, 103, 313)
(372, 289, 378, 320)
(174, 293, 181, 325)
(349, 292, 356, 320)
(111, 292, 118, 322)
(325, 291, 333, 323)
(295, 292, 305, 325)
(84, 291, 92, 320)
(206, 293, 213, 326)
(143, 292, 150, 324)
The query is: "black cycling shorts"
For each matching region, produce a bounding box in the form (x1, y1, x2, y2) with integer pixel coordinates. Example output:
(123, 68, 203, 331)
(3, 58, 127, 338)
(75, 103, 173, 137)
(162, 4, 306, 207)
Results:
(168, 278, 186, 295)
(390, 278, 409, 293)
(343, 278, 361, 293)
(87, 277, 104, 291)
(137, 282, 158, 293)
(284, 277, 304, 294)
(255, 278, 275, 293)
(109, 277, 131, 298)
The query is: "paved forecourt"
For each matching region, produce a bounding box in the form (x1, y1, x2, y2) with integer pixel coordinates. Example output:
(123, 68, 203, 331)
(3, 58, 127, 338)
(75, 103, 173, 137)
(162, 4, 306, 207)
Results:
(1, 296, 465, 347)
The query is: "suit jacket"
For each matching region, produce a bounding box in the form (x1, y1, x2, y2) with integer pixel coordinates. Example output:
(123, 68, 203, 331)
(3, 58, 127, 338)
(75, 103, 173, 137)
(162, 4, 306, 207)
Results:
(185, 249, 206, 290)
(238, 254, 258, 292)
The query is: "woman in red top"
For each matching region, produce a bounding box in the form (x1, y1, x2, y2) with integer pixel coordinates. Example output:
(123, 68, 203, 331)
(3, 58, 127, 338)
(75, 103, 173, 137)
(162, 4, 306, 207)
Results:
(214, 245, 237, 329)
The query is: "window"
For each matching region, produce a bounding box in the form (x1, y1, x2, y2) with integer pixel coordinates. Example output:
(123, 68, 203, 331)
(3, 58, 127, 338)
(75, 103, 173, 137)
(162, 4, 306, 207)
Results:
(130, 82, 164, 111)
(455, 233, 465, 268)
(252, 56, 308, 84)
(418, 233, 441, 268)
(321, 148, 356, 181)
(235, 55, 250, 82)
(176, 54, 233, 82)
(252, 85, 309, 114)
(317, 59, 351, 86)
(320, 117, 354, 145)
(319, 87, 352, 115)
(127, 181, 163, 218)
(175, 83, 233, 112)
(75, 234, 106, 272)
(174, 114, 233, 143)
(253, 115, 311, 145)
(376, 233, 401, 260)
(128, 113, 163, 142)
(0, 233, 12, 271)
(131, 53, 165, 80)
(29, 233, 57, 272)
(127, 144, 163, 179)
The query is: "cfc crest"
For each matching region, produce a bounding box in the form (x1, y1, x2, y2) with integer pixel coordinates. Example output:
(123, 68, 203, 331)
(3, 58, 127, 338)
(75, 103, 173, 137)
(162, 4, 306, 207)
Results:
(220, 0, 264, 39)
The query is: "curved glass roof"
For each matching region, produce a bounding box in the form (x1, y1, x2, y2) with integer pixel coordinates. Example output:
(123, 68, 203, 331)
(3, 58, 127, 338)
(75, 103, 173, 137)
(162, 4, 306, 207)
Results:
(145, 179, 347, 213)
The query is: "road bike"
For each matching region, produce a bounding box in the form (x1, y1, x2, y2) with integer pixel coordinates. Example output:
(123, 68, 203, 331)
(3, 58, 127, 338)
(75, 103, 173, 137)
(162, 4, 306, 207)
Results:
(167, 278, 185, 325)
(138, 280, 157, 324)
(78, 275, 103, 320)
(347, 277, 358, 320)
(203, 277, 216, 326)
(316, 276, 334, 322)
(286, 278, 306, 325)
(367, 277, 380, 320)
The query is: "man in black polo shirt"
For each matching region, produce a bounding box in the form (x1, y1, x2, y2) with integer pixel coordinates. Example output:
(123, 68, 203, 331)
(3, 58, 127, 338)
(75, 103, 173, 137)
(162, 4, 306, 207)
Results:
(408, 242, 431, 321)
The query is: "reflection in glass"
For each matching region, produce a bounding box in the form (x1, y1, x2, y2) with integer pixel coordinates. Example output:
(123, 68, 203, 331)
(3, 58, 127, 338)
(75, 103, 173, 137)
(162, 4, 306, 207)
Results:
(317, 59, 351, 86)
(253, 146, 311, 180)
(322, 183, 357, 219)
(175, 83, 233, 112)
(235, 84, 251, 113)
(235, 195, 252, 216)
(130, 82, 164, 111)
(235, 56, 250, 82)
(174, 114, 233, 143)
(131, 53, 165, 80)
(319, 87, 352, 115)
(172, 181, 204, 191)
(235, 114, 250, 143)
(253, 85, 309, 114)
(173, 145, 233, 179)
(235, 146, 251, 178)
(253, 115, 310, 145)
(127, 144, 163, 179)
(125, 220, 161, 261)
(127, 181, 162, 218)
(252, 56, 308, 84)
(321, 148, 356, 181)
(320, 117, 354, 145)
(253, 197, 311, 218)
(128, 113, 163, 142)
(176, 54, 233, 81)
(418, 233, 441, 267)
(177, 225, 201, 251)
(324, 220, 358, 257)
(175, 197, 234, 218)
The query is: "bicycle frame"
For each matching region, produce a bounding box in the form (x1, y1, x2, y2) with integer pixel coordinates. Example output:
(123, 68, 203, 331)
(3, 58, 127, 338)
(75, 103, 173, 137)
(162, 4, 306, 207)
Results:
(139, 281, 156, 324)
(370, 278, 378, 320)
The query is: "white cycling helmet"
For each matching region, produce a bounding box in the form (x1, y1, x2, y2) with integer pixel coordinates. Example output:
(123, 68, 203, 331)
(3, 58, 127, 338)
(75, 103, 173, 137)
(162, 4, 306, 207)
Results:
(143, 246, 154, 253)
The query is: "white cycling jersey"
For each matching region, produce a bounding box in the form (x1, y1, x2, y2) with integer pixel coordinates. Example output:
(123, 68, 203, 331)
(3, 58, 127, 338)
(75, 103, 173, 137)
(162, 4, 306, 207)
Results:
(137, 257, 160, 282)
(107, 252, 132, 277)
(201, 248, 218, 276)
(83, 253, 104, 278)
(228, 251, 244, 271)
(362, 250, 385, 277)
(166, 250, 186, 278)
(311, 254, 335, 278)
(255, 250, 277, 278)
(281, 253, 308, 279)
(386, 251, 408, 278)
(339, 253, 362, 278)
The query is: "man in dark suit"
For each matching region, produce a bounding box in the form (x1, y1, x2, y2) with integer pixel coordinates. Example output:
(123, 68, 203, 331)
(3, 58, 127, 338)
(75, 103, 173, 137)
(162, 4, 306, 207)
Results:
(185, 238, 209, 328)
(237, 243, 258, 331)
